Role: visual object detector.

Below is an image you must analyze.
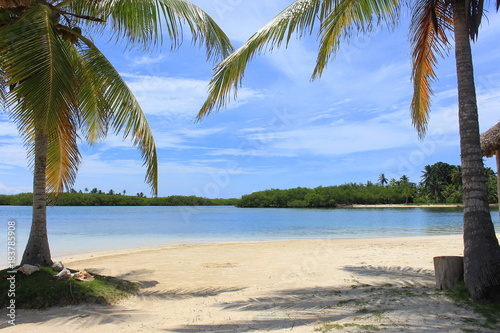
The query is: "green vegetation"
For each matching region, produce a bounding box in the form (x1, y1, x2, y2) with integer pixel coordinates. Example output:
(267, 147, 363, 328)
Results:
(314, 322, 380, 332)
(238, 183, 408, 208)
(237, 162, 497, 208)
(2, 162, 496, 208)
(443, 282, 500, 331)
(0, 191, 239, 206)
(311, 281, 500, 332)
(0, 266, 139, 309)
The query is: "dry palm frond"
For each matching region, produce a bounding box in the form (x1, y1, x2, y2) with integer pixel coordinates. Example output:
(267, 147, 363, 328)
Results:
(409, 0, 452, 138)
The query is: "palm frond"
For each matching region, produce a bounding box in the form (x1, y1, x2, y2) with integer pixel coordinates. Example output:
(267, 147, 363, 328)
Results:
(0, 4, 80, 192)
(76, 37, 159, 195)
(0, 0, 35, 7)
(99, 0, 168, 48)
(62, 0, 233, 61)
(198, 0, 330, 119)
(0, 4, 77, 125)
(0, 69, 7, 108)
(467, 0, 484, 41)
(46, 113, 81, 195)
(409, 0, 452, 138)
(66, 34, 111, 144)
(313, 0, 400, 80)
(156, 0, 234, 61)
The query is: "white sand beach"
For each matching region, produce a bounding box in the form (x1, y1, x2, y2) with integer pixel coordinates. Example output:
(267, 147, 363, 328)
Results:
(1, 235, 497, 332)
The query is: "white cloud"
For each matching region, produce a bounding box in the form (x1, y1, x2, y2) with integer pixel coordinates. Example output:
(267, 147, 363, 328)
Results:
(131, 54, 165, 66)
(86, 124, 227, 152)
(205, 148, 296, 158)
(192, 0, 295, 43)
(122, 74, 263, 117)
(0, 121, 19, 137)
(160, 161, 256, 175)
(123, 74, 210, 117)
(262, 42, 317, 80)
(78, 154, 146, 176)
(0, 144, 28, 168)
(269, 122, 415, 156)
(176, 127, 225, 138)
(237, 127, 268, 133)
(0, 183, 31, 194)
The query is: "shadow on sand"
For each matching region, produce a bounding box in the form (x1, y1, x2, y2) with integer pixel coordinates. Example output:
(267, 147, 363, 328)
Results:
(0, 269, 244, 330)
(168, 266, 486, 332)
(2, 266, 494, 332)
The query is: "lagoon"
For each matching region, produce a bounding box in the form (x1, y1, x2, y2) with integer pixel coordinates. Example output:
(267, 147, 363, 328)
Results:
(1, 205, 499, 267)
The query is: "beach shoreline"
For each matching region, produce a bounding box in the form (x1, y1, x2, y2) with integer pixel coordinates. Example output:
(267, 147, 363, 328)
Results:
(348, 203, 465, 208)
(4, 235, 498, 332)
(53, 234, 462, 265)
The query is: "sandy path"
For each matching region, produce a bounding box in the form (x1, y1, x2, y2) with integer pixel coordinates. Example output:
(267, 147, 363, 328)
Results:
(1, 235, 496, 332)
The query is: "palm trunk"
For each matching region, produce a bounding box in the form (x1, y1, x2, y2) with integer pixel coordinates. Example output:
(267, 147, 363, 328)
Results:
(20, 129, 53, 266)
(496, 152, 500, 219)
(452, 0, 500, 301)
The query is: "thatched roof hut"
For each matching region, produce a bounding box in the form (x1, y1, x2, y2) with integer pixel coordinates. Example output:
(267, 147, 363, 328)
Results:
(481, 122, 500, 211)
(481, 122, 500, 158)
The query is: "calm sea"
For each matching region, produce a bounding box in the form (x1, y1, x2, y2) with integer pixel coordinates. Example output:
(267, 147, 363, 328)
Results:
(1, 205, 499, 267)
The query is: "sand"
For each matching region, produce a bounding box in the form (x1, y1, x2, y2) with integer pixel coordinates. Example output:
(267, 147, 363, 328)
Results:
(1, 235, 497, 332)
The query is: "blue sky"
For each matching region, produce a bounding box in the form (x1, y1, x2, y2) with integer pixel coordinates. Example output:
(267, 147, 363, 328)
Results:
(1, 1, 500, 198)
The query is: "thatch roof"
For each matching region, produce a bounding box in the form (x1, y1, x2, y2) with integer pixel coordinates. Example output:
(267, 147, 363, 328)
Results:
(481, 122, 500, 157)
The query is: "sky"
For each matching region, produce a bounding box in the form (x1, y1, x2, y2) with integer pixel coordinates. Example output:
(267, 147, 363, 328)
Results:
(1, 1, 500, 199)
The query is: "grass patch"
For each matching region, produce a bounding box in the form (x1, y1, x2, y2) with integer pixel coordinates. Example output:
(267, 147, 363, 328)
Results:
(356, 308, 372, 314)
(1, 266, 139, 309)
(444, 281, 500, 331)
(314, 321, 380, 332)
(329, 289, 342, 296)
(353, 300, 368, 305)
(336, 298, 356, 306)
(382, 287, 427, 298)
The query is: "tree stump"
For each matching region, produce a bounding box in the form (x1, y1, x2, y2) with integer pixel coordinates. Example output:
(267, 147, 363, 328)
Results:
(433, 256, 464, 290)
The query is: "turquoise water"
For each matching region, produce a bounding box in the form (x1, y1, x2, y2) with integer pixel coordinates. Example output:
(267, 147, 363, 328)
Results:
(1, 206, 499, 267)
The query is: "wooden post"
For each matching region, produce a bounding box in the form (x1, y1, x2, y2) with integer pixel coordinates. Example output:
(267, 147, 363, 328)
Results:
(433, 256, 464, 290)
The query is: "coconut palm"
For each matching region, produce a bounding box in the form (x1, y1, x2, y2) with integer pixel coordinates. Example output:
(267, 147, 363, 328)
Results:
(0, 0, 232, 266)
(196, 0, 500, 300)
(421, 162, 454, 202)
(378, 173, 388, 186)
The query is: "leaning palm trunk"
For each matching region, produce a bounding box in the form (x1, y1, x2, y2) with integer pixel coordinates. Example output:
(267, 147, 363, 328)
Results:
(452, 0, 500, 301)
(21, 129, 52, 266)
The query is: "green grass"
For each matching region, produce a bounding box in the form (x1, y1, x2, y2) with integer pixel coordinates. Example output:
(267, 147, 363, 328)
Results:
(1, 266, 139, 309)
(444, 281, 500, 331)
(314, 321, 380, 332)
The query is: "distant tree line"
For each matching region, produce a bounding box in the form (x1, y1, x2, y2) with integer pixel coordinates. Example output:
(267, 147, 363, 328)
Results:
(1, 162, 496, 208)
(237, 162, 498, 208)
(0, 190, 239, 207)
(237, 181, 416, 208)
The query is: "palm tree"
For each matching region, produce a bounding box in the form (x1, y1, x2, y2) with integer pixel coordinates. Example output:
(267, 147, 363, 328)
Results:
(196, 0, 500, 300)
(0, 0, 232, 266)
(421, 162, 454, 202)
(450, 165, 462, 191)
(378, 173, 388, 186)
